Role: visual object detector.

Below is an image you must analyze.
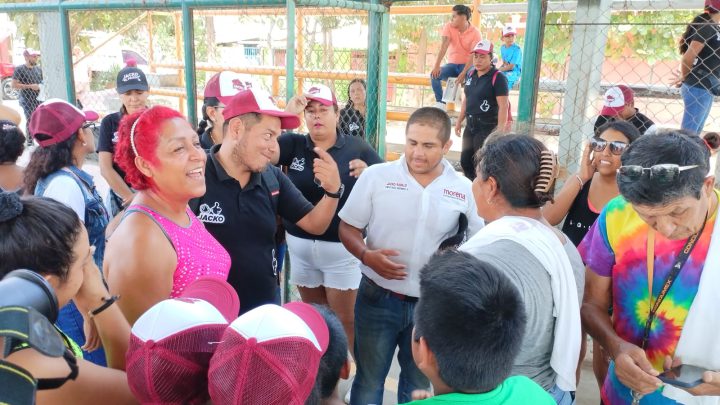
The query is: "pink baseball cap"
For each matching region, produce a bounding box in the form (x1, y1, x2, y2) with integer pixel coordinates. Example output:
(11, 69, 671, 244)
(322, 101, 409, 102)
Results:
(471, 39, 494, 55)
(502, 25, 517, 37)
(208, 303, 329, 405)
(204, 71, 254, 105)
(29, 99, 99, 147)
(304, 84, 337, 107)
(23, 48, 40, 57)
(222, 88, 300, 129)
(125, 277, 240, 405)
(600, 85, 634, 116)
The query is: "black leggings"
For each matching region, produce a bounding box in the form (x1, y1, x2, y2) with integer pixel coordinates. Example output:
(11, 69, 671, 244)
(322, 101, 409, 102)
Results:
(460, 118, 496, 180)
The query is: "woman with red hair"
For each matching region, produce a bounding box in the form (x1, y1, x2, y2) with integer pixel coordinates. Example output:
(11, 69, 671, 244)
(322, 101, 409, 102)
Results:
(103, 106, 231, 324)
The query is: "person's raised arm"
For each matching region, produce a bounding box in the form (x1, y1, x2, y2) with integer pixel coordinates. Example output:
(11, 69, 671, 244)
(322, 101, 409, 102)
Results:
(104, 213, 175, 325)
(543, 143, 595, 225)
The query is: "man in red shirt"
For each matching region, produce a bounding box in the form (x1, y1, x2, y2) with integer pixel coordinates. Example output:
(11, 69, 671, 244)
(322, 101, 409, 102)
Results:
(430, 5, 482, 109)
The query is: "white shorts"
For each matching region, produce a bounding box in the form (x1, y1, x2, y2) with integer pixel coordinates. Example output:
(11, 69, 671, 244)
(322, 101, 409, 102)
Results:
(286, 233, 361, 290)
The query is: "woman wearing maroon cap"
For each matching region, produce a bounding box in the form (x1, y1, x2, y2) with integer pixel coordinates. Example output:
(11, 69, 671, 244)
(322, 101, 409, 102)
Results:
(24, 98, 111, 366)
(280, 84, 383, 355)
(104, 105, 230, 325)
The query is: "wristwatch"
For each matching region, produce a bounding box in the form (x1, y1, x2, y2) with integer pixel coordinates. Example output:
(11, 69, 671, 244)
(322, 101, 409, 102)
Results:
(325, 184, 345, 199)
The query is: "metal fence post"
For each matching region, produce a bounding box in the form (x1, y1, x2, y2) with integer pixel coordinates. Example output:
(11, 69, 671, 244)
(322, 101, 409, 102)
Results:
(365, 0, 380, 149)
(182, 2, 198, 125)
(376, 7, 389, 159)
(516, 0, 548, 134)
(286, 0, 296, 100)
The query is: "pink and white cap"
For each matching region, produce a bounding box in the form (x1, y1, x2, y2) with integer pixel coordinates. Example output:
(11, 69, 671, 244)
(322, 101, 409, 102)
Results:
(222, 88, 301, 129)
(208, 303, 329, 405)
(204, 71, 255, 105)
(304, 84, 337, 107)
(471, 39, 494, 55)
(125, 277, 240, 405)
(502, 25, 517, 37)
(600, 85, 634, 116)
(23, 48, 40, 57)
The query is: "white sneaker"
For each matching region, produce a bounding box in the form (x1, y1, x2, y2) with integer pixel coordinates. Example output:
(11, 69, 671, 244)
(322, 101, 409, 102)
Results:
(433, 102, 447, 111)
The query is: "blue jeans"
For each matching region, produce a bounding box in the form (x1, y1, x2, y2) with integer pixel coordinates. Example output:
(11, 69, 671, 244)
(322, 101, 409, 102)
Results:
(431, 63, 466, 102)
(350, 277, 429, 405)
(548, 384, 574, 405)
(681, 83, 714, 135)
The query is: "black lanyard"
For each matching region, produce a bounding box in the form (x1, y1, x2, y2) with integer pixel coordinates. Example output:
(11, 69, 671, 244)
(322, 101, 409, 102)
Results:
(641, 215, 707, 350)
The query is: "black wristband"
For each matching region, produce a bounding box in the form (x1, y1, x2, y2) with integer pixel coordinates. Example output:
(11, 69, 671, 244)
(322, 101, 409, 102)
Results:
(89, 295, 120, 318)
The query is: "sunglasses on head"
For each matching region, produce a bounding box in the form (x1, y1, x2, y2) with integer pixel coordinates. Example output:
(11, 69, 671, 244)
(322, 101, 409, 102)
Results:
(590, 138, 628, 155)
(617, 164, 699, 183)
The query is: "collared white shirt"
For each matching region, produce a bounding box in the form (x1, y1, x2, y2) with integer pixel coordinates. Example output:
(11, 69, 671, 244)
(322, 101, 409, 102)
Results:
(339, 155, 484, 297)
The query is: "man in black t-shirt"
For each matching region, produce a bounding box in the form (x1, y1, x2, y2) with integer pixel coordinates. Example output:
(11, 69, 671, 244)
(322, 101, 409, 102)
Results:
(593, 85, 655, 135)
(455, 39, 509, 180)
(190, 88, 342, 314)
(12, 49, 43, 141)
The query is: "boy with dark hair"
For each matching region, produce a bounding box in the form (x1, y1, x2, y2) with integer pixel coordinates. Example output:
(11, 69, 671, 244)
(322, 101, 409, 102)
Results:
(406, 251, 555, 404)
(306, 305, 351, 405)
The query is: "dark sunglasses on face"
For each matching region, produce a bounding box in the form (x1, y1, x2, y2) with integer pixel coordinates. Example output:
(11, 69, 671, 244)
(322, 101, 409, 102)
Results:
(590, 138, 628, 155)
(82, 122, 97, 130)
(617, 164, 699, 183)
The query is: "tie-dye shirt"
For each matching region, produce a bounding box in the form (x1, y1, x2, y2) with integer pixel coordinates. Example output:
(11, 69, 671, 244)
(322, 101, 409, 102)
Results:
(579, 193, 717, 405)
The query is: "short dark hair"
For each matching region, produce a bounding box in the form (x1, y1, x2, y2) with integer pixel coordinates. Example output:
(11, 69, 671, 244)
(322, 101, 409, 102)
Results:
(415, 251, 526, 392)
(307, 305, 348, 403)
(197, 96, 221, 136)
(474, 134, 554, 208)
(0, 194, 83, 282)
(0, 120, 25, 164)
(619, 129, 710, 206)
(596, 120, 641, 144)
(452, 4, 472, 20)
(406, 107, 451, 144)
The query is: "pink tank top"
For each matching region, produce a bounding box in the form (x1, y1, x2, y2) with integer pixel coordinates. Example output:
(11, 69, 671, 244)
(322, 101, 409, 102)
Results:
(126, 205, 231, 297)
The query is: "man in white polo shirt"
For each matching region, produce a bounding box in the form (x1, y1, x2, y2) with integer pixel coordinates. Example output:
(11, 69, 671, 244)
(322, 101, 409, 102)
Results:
(338, 107, 484, 405)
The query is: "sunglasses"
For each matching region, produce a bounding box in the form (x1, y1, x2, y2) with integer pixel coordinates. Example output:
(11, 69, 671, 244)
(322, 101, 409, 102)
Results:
(617, 164, 699, 183)
(82, 122, 97, 130)
(590, 138, 628, 155)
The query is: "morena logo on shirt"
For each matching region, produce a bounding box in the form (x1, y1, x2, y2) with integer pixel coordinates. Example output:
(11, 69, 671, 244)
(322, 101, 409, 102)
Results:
(197, 202, 226, 224)
(289, 157, 305, 171)
(443, 189, 466, 202)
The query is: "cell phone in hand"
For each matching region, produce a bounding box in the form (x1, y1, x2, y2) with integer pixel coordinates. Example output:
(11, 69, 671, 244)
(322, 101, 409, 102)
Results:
(658, 364, 708, 389)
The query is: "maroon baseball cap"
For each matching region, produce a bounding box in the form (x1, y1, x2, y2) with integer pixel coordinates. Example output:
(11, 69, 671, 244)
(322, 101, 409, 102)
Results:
(707, 0, 720, 11)
(304, 84, 337, 107)
(600, 85, 634, 116)
(204, 71, 254, 105)
(126, 277, 239, 405)
(222, 88, 300, 129)
(208, 303, 329, 405)
(29, 99, 99, 147)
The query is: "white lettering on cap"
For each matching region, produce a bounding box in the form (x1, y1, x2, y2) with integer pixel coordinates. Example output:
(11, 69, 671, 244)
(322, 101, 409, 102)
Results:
(123, 72, 142, 83)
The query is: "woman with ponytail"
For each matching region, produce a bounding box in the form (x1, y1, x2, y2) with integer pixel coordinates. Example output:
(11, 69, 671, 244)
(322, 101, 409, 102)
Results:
(198, 71, 252, 149)
(97, 60, 150, 216)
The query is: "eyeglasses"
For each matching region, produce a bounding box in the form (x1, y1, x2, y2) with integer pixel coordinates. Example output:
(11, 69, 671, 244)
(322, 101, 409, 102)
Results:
(617, 164, 699, 183)
(82, 123, 97, 130)
(590, 138, 628, 156)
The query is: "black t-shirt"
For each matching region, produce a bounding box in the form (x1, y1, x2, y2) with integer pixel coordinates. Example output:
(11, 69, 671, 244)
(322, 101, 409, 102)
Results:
(12, 64, 42, 104)
(561, 180, 600, 247)
(339, 106, 365, 137)
(463, 67, 509, 123)
(684, 13, 720, 89)
(593, 109, 655, 135)
(199, 126, 215, 150)
(277, 132, 383, 242)
(96, 112, 128, 181)
(190, 146, 314, 314)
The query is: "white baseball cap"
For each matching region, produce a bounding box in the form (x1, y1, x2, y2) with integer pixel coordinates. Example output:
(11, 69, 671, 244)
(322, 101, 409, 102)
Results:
(204, 71, 255, 105)
(502, 25, 517, 37)
(304, 84, 337, 107)
(471, 39, 494, 55)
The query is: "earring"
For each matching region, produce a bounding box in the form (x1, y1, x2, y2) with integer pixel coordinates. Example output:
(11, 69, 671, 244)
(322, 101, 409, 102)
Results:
(82, 142, 87, 146)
